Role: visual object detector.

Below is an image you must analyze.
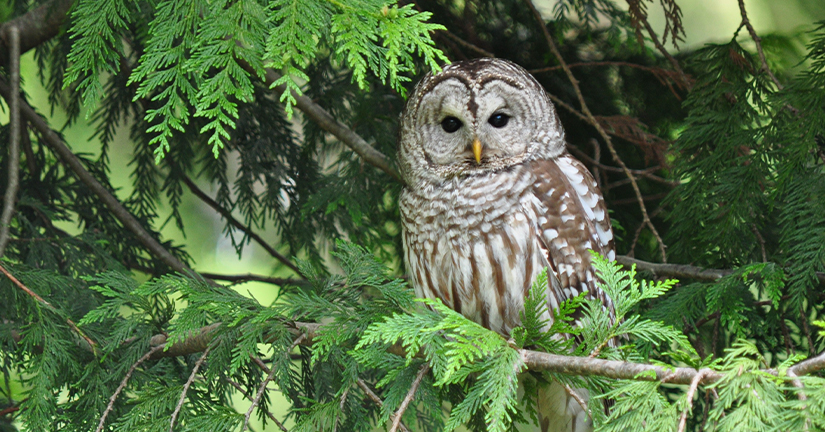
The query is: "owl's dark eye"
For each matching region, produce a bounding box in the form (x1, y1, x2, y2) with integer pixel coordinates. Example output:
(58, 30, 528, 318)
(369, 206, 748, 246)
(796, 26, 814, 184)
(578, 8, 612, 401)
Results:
(441, 116, 462, 133)
(488, 113, 510, 128)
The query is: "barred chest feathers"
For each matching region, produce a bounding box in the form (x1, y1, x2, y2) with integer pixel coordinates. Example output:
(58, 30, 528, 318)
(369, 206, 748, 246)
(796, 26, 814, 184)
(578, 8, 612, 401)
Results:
(401, 164, 542, 334)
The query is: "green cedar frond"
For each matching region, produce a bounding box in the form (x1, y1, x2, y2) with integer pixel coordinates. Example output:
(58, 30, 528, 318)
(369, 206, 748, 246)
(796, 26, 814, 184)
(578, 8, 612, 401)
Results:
(64, 0, 131, 110)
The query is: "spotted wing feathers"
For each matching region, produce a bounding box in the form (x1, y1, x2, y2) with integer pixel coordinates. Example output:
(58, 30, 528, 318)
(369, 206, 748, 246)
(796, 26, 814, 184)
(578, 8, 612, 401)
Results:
(528, 155, 616, 322)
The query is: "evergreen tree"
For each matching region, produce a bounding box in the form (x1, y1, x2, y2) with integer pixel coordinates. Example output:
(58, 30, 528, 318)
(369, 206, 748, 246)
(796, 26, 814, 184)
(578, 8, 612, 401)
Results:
(1, 0, 824, 430)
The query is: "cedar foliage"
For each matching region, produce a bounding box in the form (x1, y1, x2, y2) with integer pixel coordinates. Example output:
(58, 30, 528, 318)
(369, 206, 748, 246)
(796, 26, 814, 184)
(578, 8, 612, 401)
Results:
(1, 0, 825, 431)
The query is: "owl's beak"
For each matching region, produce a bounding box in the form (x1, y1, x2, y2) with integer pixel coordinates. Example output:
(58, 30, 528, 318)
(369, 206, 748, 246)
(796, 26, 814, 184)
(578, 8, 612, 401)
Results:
(472, 138, 483, 164)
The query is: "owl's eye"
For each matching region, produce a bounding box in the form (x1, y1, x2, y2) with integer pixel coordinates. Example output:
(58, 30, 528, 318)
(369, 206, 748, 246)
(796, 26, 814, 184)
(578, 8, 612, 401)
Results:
(488, 113, 510, 128)
(441, 117, 463, 133)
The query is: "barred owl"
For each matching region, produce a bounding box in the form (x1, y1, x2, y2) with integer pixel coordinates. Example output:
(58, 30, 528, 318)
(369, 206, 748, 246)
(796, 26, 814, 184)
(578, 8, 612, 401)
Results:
(398, 58, 616, 432)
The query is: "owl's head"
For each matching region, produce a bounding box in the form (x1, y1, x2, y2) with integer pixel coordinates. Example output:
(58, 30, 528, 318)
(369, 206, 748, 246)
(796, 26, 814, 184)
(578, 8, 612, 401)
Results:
(398, 58, 566, 186)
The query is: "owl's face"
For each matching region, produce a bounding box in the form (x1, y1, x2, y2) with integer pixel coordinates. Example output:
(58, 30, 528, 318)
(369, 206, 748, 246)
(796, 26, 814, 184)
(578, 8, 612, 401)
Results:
(399, 58, 566, 185)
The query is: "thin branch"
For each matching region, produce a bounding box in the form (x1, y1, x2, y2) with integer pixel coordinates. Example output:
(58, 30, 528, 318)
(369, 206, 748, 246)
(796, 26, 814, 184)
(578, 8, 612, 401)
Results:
(531, 61, 685, 99)
(677, 369, 711, 432)
(227, 379, 289, 432)
(0, 25, 21, 258)
(561, 383, 591, 421)
(0, 262, 98, 353)
(616, 256, 729, 281)
(524, 0, 667, 261)
(800, 307, 816, 356)
(439, 29, 495, 58)
(243, 334, 305, 432)
(389, 364, 430, 432)
(736, 0, 782, 89)
(355, 373, 412, 432)
(0, 79, 198, 278)
(640, 19, 691, 90)
(96, 344, 166, 432)
(199, 272, 306, 287)
(181, 176, 304, 277)
(568, 146, 677, 185)
(260, 70, 404, 184)
(170, 347, 211, 432)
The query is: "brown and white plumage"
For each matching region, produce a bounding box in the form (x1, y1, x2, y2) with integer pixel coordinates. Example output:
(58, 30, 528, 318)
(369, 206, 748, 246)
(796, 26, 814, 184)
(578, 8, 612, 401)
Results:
(398, 58, 617, 432)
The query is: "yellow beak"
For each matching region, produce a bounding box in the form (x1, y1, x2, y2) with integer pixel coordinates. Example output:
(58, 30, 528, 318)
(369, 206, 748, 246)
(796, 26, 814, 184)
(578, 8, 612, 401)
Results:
(472, 138, 482, 164)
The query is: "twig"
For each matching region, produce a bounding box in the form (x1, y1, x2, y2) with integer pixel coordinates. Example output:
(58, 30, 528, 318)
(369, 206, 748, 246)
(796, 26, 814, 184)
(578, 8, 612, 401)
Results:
(243, 334, 305, 432)
(439, 29, 495, 58)
(627, 221, 645, 258)
(352, 377, 410, 432)
(0, 263, 98, 353)
(615, 256, 729, 281)
(524, 0, 667, 262)
(389, 364, 430, 432)
(181, 176, 304, 277)
(170, 347, 211, 432)
(227, 379, 289, 432)
(0, 25, 21, 258)
(561, 383, 591, 421)
(96, 344, 166, 432)
(736, 0, 782, 89)
(199, 272, 306, 287)
(260, 70, 404, 184)
(800, 307, 815, 356)
(0, 79, 198, 278)
(640, 19, 691, 90)
(531, 61, 685, 99)
(568, 147, 676, 185)
(677, 369, 711, 432)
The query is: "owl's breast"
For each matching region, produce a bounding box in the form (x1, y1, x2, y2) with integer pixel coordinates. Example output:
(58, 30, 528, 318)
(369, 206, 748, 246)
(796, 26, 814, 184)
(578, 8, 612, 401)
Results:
(400, 166, 549, 334)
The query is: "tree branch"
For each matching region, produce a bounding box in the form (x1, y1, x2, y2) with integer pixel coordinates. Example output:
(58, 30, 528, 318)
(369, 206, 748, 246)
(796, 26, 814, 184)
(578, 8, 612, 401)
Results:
(0, 0, 74, 68)
(0, 25, 21, 258)
(227, 379, 289, 432)
(0, 262, 98, 353)
(260, 69, 404, 185)
(140, 319, 825, 390)
(170, 347, 210, 432)
(181, 175, 304, 277)
(96, 344, 166, 432)
(736, 0, 782, 89)
(524, 0, 668, 261)
(0, 79, 198, 278)
(198, 272, 306, 287)
(389, 364, 429, 432)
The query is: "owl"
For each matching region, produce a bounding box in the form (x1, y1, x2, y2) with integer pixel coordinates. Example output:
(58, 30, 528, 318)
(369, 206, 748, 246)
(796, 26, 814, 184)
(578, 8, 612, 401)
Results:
(397, 58, 616, 431)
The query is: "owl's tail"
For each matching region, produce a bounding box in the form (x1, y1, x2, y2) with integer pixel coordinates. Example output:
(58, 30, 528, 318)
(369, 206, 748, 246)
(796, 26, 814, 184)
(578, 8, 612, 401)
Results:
(535, 381, 592, 432)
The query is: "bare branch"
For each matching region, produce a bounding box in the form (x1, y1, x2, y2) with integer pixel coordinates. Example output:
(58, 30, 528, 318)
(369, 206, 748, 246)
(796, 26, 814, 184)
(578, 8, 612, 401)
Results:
(352, 375, 409, 431)
(243, 334, 305, 432)
(227, 379, 289, 432)
(677, 369, 711, 432)
(524, 0, 667, 261)
(0, 263, 98, 353)
(170, 347, 211, 432)
(0, 25, 21, 258)
(260, 69, 404, 185)
(389, 364, 430, 432)
(736, 0, 782, 89)
(181, 175, 304, 277)
(439, 29, 495, 58)
(96, 345, 166, 432)
(199, 272, 306, 287)
(523, 349, 722, 385)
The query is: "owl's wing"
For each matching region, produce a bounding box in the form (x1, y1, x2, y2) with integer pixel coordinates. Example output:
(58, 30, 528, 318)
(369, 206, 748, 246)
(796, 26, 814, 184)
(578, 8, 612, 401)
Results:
(527, 155, 616, 323)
